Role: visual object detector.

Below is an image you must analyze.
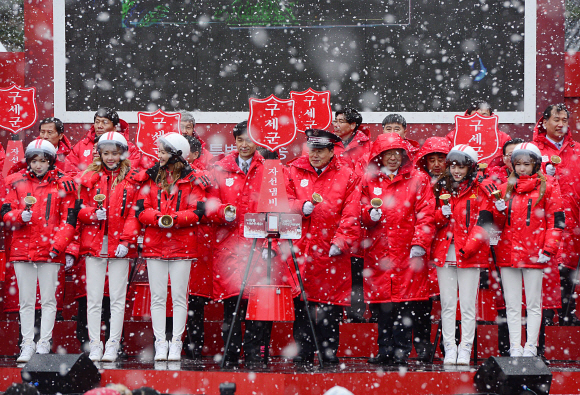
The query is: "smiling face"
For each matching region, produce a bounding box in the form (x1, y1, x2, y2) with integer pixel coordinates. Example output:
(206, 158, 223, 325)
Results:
(380, 149, 403, 172)
(29, 155, 50, 177)
(235, 133, 257, 161)
(450, 164, 469, 182)
(543, 109, 569, 143)
(158, 147, 172, 167)
(309, 147, 334, 169)
(100, 145, 122, 169)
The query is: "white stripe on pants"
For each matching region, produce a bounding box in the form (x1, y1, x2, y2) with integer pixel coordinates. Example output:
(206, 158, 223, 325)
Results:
(436, 266, 480, 348)
(14, 262, 60, 343)
(501, 267, 543, 348)
(85, 256, 129, 343)
(147, 259, 191, 342)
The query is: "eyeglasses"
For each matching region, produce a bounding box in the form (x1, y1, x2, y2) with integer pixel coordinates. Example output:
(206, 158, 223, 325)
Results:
(383, 151, 402, 158)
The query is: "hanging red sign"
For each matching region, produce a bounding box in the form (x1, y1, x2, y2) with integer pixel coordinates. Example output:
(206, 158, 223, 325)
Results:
(453, 113, 500, 162)
(136, 109, 181, 159)
(0, 84, 38, 134)
(256, 159, 290, 213)
(248, 95, 296, 152)
(290, 88, 332, 133)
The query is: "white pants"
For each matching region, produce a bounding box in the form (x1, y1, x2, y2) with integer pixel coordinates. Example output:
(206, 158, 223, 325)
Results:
(14, 262, 60, 343)
(436, 266, 480, 348)
(501, 267, 543, 348)
(86, 256, 129, 343)
(147, 259, 191, 342)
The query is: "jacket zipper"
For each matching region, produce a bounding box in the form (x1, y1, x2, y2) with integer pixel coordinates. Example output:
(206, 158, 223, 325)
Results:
(507, 199, 513, 226)
(175, 190, 182, 211)
(526, 198, 532, 226)
(45, 194, 52, 221)
(120, 189, 127, 217)
(465, 200, 470, 229)
(157, 190, 162, 211)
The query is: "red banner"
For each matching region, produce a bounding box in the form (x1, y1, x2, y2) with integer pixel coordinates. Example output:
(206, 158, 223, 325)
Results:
(136, 109, 181, 159)
(2, 139, 24, 178)
(454, 113, 499, 162)
(248, 95, 296, 152)
(290, 88, 332, 133)
(256, 159, 290, 213)
(0, 84, 37, 134)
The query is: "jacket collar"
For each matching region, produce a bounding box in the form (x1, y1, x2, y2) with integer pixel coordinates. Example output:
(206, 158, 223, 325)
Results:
(215, 151, 265, 174)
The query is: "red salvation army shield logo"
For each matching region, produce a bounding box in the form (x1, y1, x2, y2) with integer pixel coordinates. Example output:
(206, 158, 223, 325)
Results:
(136, 109, 181, 159)
(290, 88, 332, 133)
(0, 84, 38, 134)
(454, 113, 499, 162)
(248, 94, 296, 152)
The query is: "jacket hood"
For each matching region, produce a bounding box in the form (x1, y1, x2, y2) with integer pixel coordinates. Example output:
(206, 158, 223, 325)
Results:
(58, 135, 73, 155)
(367, 133, 414, 176)
(532, 116, 574, 149)
(415, 137, 452, 170)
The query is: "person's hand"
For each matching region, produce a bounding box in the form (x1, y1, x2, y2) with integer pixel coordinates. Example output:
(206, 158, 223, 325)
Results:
(65, 254, 75, 270)
(96, 208, 107, 221)
(370, 208, 382, 222)
(410, 245, 426, 258)
(546, 163, 556, 177)
(494, 199, 507, 212)
(441, 205, 452, 217)
(49, 251, 57, 259)
(303, 201, 314, 216)
(225, 206, 236, 222)
(329, 244, 341, 257)
(537, 250, 551, 264)
(115, 244, 129, 258)
(21, 210, 32, 222)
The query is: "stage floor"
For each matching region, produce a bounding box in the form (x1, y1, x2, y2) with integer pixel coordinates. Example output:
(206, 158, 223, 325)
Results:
(4, 357, 580, 395)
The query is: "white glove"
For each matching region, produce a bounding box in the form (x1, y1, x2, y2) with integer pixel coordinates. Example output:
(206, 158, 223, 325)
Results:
(96, 208, 107, 221)
(303, 201, 314, 216)
(495, 199, 507, 212)
(410, 245, 426, 258)
(370, 208, 382, 222)
(329, 244, 341, 257)
(225, 208, 236, 222)
(21, 210, 32, 222)
(537, 250, 551, 264)
(441, 205, 452, 217)
(546, 163, 556, 176)
(49, 251, 57, 259)
(115, 244, 129, 258)
(65, 254, 75, 270)
(262, 249, 276, 260)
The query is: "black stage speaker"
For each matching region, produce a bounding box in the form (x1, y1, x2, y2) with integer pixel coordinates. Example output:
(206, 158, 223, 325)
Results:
(474, 356, 552, 395)
(21, 353, 101, 394)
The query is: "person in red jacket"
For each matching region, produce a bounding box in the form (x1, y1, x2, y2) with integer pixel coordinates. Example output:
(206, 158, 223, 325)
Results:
(77, 132, 141, 362)
(486, 138, 525, 186)
(65, 107, 144, 174)
(382, 114, 420, 161)
(532, 104, 580, 326)
(361, 133, 435, 366)
(285, 129, 360, 365)
(134, 132, 207, 361)
(206, 121, 274, 368)
(415, 137, 452, 182)
(493, 143, 565, 357)
(431, 144, 495, 365)
(1, 139, 78, 363)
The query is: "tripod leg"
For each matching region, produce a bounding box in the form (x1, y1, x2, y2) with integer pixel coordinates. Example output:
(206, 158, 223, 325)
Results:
(288, 240, 324, 368)
(429, 320, 441, 364)
(221, 238, 258, 369)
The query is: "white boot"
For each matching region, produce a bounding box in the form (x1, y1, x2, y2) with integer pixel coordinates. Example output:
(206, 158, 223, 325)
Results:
(509, 344, 524, 357)
(17, 341, 36, 363)
(154, 340, 169, 361)
(88, 340, 103, 362)
(101, 339, 121, 362)
(456, 344, 472, 365)
(443, 343, 457, 365)
(522, 344, 537, 357)
(168, 339, 183, 361)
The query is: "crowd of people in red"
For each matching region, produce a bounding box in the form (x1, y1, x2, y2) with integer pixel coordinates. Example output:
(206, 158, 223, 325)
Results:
(1, 103, 577, 369)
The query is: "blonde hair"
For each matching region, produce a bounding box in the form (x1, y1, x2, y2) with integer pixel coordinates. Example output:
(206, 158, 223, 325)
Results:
(504, 170, 547, 207)
(78, 157, 131, 198)
(155, 161, 186, 192)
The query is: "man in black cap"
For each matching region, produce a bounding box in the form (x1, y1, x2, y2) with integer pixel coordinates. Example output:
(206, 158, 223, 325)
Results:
(285, 129, 361, 365)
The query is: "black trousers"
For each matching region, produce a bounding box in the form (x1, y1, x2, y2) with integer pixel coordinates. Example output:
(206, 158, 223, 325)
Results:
(496, 308, 510, 356)
(183, 295, 208, 358)
(222, 297, 272, 363)
(293, 298, 342, 359)
(559, 266, 578, 325)
(75, 296, 111, 349)
(345, 256, 366, 322)
(376, 301, 417, 360)
(412, 298, 432, 359)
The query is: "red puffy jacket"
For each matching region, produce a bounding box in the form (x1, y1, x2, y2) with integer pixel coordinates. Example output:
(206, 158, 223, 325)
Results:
(1, 169, 78, 263)
(135, 163, 207, 260)
(65, 120, 145, 174)
(431, 179, 494, 269)
(361, 134, 435, 303)
(494, 174, 564, 269)
(77, 167, 141, 258)
(285, 154, 360, 306)
(532, 118, 580, 270)
(338, 129, 371, 171)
